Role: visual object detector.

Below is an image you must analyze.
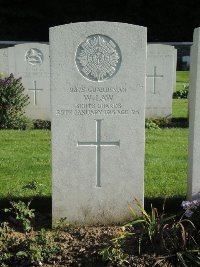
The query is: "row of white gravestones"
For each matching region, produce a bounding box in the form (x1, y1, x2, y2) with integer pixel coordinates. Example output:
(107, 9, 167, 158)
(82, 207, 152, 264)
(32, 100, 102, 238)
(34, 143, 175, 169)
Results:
(0, 43, 176, 121)
(145, 44, 176, 118)
(3, 23, 200, 223)
(188, 27, 200, 200)
(0, 44, 51, 120)
(50, 21, 146, 224)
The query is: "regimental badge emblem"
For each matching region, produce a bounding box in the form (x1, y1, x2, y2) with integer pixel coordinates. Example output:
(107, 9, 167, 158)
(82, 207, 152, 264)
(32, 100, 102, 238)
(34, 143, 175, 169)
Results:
(25, 48, 44, 65)
(75, 34, 121, 82)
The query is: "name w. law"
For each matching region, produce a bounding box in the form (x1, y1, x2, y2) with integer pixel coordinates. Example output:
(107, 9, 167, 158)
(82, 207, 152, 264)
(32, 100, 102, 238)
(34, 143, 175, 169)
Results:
(83, 94, 114, 101)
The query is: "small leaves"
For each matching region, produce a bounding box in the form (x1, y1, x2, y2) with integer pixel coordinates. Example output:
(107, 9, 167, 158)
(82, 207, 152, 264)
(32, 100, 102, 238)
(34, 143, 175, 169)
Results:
(4, 200, 35, 233)
(0, 73, 30, 129)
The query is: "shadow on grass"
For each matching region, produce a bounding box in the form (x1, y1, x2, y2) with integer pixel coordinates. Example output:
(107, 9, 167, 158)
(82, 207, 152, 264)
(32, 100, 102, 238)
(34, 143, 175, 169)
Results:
(166, 118, 188, 128)
(148, 117, 189, 128)
(144, 196, 185, 213)
(0, 196, 51, 212)
(0, 196, 52, 229)
(0, 195, 185, 230)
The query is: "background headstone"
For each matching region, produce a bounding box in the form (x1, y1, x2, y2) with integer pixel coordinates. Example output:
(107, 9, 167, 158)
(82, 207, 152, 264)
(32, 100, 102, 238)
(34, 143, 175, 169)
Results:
(50, 21, 146, 224)
(8, 47, 16, 75)
(13, 43, 50, 120)
(188, 28, 200, 200)
(0, 48, 9, 75)
(145, 44, 175, 118)
(182, 56, 190, 70)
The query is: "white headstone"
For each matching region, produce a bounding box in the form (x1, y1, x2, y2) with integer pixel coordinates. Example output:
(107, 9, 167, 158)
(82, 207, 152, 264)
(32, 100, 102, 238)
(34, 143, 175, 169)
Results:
(173, 49, 177, 92)
(182, 56, 190, 69)
(13, 43, 50, 120)
(188, 28, 200, 200)
(8, 47, 16, 75)
(0, 48, 9, 75)
(146, 44, 175, 118)
(50, 21, 146, 224)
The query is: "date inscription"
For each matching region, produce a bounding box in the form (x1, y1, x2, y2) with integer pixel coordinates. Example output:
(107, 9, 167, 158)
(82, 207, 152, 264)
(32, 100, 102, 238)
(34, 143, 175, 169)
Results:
(56, 86, 140, 117)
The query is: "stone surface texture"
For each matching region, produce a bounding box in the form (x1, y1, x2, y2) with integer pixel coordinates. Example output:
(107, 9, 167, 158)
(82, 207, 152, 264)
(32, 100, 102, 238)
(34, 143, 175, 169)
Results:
(13, 43, 50, 120)
(188, 28, 200, 200)
(0, 48, 9, 75)
(50, 21, 146, 224)
(173, 48, 177, 92)
(146, 44, 175, 118)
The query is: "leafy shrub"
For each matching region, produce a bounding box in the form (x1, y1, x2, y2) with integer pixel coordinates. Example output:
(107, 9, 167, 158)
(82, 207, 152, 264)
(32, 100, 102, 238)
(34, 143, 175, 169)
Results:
(4, 200, 35, 233)
(1, 200, 62, 266)
(101, 200, 200, 266)
(33, 119, 51, 130)
(145, 118, 170, 129)
(0, 74, 30, 129)
(173, 85, 189, 99)
(145, 119, 160, 129)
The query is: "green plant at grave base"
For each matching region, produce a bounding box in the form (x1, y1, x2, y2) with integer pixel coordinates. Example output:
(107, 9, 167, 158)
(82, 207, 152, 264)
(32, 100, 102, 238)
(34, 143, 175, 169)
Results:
(145, 117, 170, 129)
(22, 179, 44, 196)
(53, 217, 70, 232)
(27, 228, 62, 264)
(124, 199, 177, 255)
(101, 200, 200, 266)
(173, 85, 189, 99)
(0, 74, 30, 129)
(4, 200, 35, 233)
(0, 222, 17, 264)
(145, 118, 160, 129)
(33, 119, 51, 130)
(1, 200, 62, 266)
(0, 225, 62, 266)
(100, 236, 129, 266)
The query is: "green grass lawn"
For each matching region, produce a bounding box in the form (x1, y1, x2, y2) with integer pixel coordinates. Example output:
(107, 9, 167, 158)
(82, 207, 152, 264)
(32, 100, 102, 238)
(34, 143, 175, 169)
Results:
(145, 128, 188, 198)
(0, 128, 188, 200)
(0, 130, 51, 199)
(0, 71, 190, 203)
(176, 71, 189, 91)
(173, 99, 188, 118)
(172, 71, 189, 118)
(172, 71, 189, 119)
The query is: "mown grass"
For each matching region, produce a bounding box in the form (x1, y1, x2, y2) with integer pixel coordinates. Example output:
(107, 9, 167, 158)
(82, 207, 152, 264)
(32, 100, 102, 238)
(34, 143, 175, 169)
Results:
(173, 99, 188, 118)
(173, 70, 189, 119)
(0, 130, 51, 199)
(176, 71, 189, 91)
(0, 128, 188, 200)
(0, 71, 190, 204)
(145, 128, 188, 198)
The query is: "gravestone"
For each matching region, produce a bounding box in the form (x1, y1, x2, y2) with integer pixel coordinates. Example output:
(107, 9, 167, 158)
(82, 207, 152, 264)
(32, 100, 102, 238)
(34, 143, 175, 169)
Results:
(13, 43, 50, 120)
(146, 44, 175, 118)
(173, 49, 177, 92)
(188, 28, 200, 200)
(0, 48, 9, 75)
(8, 47, 16, 75)
(50, 21, 147, 224)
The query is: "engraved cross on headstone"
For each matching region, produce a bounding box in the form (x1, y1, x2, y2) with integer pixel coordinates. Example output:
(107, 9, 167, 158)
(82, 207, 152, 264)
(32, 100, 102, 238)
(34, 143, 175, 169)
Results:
(28, 80, 43, 105)
(77, 119, 120, 187)
(146, 66, 164, 94)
